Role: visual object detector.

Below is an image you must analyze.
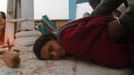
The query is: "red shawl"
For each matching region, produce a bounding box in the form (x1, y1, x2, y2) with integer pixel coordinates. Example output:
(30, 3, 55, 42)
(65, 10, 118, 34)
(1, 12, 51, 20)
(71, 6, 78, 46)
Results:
(58, 16, 128, 69)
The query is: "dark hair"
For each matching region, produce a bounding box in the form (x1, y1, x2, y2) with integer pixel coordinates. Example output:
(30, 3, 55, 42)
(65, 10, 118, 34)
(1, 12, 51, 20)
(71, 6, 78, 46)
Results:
(89, 0, 101, 9)
(33, 32, 57, 59)
(0, 11, 6, 19)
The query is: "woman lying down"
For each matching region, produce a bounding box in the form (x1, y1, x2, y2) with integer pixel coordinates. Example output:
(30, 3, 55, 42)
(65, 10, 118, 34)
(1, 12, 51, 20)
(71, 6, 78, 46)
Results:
(33, 16, 134, 69)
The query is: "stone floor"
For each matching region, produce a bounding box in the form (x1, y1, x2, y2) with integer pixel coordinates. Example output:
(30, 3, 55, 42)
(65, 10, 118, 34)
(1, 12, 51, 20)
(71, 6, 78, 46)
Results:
(0, 46, 133, 75)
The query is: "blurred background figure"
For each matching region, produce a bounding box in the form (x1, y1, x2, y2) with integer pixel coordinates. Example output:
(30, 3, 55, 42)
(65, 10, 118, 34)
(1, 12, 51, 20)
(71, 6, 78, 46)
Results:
(0, 11, 6, 46)
(88, 0, 101, 10)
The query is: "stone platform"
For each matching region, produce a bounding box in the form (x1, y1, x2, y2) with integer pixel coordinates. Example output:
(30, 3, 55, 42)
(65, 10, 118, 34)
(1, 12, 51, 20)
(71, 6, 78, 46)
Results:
(0, 46, 133, 75)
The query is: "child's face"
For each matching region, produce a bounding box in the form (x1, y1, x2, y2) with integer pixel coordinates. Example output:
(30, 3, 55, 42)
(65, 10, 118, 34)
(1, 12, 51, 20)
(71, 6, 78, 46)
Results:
(40, 40, 65, 60)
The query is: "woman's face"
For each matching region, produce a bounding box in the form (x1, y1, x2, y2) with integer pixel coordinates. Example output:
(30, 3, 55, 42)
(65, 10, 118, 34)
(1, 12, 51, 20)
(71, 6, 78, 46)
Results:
(40, 40, 65, 60)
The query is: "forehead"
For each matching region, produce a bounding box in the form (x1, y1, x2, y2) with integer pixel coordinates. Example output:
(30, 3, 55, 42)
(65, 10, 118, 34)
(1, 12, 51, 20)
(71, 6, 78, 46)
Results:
(40, 40, 60, 59)
(40, 41, 50, 59)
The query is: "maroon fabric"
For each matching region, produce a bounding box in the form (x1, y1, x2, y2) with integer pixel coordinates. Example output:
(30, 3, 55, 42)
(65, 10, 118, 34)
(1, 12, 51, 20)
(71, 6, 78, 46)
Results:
(59, 16, 128, 69)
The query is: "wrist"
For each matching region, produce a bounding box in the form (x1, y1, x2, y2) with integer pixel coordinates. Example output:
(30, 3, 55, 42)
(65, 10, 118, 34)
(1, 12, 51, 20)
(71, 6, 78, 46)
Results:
(115, 17, 121, 26)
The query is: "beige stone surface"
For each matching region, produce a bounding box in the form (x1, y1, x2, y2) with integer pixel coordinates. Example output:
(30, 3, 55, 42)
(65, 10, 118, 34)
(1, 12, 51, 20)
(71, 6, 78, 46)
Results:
(0, 46, 133, 75)
(14, 31, 41, 47)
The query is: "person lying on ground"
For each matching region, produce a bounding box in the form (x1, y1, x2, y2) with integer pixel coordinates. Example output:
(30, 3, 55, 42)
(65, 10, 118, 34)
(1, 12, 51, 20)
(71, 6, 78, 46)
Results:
(33, 16, 134, 69)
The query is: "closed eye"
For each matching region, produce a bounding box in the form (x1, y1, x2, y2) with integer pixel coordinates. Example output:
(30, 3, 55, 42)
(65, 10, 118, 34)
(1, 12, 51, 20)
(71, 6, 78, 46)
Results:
(48, 45, 53, 52)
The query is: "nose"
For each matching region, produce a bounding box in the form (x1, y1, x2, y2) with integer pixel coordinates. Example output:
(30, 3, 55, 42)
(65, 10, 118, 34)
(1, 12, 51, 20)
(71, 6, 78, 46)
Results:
(50, 51, 63, 59)
(50, 52, 59, 59)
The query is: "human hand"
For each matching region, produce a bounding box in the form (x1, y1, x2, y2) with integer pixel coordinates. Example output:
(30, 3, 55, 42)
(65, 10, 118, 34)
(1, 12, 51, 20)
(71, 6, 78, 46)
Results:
(108, 20, 124, 40)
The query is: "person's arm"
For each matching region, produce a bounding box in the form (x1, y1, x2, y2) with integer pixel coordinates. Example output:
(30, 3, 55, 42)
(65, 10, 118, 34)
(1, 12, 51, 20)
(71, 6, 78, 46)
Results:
(108, 19, 124, 41)
(91, 0, 123, 16)
(119, 0, 134, 34)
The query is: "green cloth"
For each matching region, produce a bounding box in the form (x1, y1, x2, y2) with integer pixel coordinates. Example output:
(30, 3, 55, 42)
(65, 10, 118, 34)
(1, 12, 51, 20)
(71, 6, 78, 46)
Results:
(38, 24, 50, 34)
